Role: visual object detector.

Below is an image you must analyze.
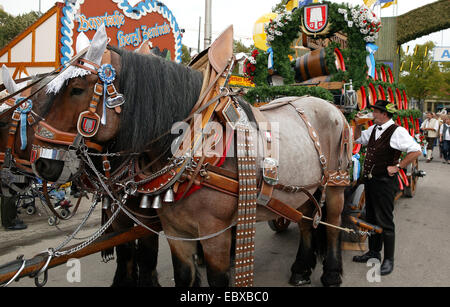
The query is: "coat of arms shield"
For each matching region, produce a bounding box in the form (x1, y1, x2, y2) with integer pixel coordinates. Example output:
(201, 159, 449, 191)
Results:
(303, 4, 328, 33)
(77, 111, 100, 138)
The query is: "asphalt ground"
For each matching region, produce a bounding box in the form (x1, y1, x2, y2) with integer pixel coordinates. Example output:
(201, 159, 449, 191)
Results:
(1, 150, 449, 288)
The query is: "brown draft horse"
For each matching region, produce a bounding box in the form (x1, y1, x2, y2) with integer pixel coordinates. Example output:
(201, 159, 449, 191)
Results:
(31, 26, 352, 287)
(0, 69, 159, 287)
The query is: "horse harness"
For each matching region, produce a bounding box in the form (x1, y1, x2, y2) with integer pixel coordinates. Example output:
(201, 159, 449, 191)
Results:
(28, 27, 352, 287)
(0, 92, 37, 196)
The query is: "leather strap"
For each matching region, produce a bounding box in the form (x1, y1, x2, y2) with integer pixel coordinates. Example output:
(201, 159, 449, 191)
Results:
(289, 104, 329, 186)
(251, 107, 278, 207)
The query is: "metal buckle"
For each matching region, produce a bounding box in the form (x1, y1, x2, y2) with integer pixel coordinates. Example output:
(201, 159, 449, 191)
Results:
(93, 83, 104, 96)
(319, 154, 327, 165)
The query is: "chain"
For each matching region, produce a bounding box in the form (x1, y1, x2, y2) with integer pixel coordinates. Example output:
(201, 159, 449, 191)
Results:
(82, 148, 237, 242)
(52, 194, 100, 256)
(54, 202, 121, 257)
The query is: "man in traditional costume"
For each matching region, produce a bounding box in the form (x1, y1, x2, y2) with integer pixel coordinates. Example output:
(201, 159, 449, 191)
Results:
(352, 100, 421, 275)
(420, 112, 439, 162)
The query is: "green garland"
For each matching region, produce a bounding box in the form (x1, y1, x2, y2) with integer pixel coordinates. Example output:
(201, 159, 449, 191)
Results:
(251, 1, 371, 88)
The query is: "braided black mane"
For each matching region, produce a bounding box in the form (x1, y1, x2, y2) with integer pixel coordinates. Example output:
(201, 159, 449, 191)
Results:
(107, 46, 203, 154)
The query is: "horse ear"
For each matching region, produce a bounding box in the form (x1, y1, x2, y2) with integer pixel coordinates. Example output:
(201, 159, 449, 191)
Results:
(85, 23, 108, 65)
(137, 40, 152, 55)
(1, 64, 20, 96)
(76, 32, 90, 54)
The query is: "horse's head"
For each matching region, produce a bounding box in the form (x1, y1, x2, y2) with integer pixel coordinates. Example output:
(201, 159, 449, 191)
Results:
(32, 24, 204, 183)
(30, 25, 126, 183)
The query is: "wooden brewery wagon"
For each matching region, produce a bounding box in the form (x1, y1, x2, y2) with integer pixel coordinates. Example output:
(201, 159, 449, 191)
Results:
(239, 1, 425, 235)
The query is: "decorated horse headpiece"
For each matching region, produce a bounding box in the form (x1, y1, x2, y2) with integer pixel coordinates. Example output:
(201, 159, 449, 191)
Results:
(46, 24, 125, 138)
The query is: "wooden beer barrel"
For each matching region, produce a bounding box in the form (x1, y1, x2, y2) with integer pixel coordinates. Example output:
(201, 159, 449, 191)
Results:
(367, 83, 377, 106)
(387, 87, 395, 104)
(395, 88, 403, 110)
(386, 67, 394, 83)
(356, 86, 367, 110)
(373, 69, 379, 81)
(402, 90, 408, 109)
(379, 67, 387, 82)
(294, 48, 345, 82)
(377, 85, 386, 100)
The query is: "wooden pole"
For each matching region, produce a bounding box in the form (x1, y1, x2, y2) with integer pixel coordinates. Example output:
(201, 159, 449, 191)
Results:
(0, 224, 160, 286)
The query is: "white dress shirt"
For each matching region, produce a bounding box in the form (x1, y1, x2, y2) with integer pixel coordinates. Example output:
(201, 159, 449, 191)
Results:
(441, 124, 450, 141)
(356, 119, 421, 153)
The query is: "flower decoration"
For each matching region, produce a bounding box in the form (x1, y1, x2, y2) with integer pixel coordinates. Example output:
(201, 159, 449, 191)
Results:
(264, 11, 293, 43)
(339, 5, 381, 42)
(243, 49, 259, 81)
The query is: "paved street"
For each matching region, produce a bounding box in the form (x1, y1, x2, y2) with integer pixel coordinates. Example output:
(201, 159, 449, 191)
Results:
(1, 152, 449, 287)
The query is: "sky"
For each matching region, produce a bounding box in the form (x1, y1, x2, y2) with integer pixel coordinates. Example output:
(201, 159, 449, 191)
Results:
(0, 0, 448, 54)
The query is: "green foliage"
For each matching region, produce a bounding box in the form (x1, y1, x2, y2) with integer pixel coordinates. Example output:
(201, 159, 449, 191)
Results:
(244, 85, 334, 104)
(234, 40, 253, 54)
(272, 0, 289, 13)
(0, 10, 41, 49)
(397, 0, 450, 45)
(399, 42, 443, 104)
(251, 1, 372, 89)
(181, 44, 192, 65)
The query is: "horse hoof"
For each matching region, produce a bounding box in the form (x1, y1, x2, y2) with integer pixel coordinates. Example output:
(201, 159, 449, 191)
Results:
(320, 274, 342, 287)
(289, 273, 311, 286)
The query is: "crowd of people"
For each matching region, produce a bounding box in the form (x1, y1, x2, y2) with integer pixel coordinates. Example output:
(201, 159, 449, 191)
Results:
(420, 110, 450, 164)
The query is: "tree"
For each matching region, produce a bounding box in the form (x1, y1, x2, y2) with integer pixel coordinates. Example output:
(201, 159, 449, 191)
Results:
(399, 42, 444, 111)
(0, 9, 41, 49)
(272, 0, 289, 13)
(181, 44, 192, 65)
(233, 39, 253, 54)
(437, 62, 450, 100)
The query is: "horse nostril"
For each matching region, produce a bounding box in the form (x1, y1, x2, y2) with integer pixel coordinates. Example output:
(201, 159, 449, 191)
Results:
(34, 158, 65, 182)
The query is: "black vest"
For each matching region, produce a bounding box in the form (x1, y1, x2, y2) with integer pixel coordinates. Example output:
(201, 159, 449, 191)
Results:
(364, 124, 402, 178)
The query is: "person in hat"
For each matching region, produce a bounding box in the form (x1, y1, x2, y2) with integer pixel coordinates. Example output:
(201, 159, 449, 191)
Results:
(353, 100, 421, 276)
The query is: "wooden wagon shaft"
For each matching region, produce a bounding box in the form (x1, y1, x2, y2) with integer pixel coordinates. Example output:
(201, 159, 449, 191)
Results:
(0, 224, 159, 285)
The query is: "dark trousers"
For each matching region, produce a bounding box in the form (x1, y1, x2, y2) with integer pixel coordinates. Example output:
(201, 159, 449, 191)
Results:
(364, 176, 396, 260)
(443, 140, 450, 161)
(1, 195, 18, 228)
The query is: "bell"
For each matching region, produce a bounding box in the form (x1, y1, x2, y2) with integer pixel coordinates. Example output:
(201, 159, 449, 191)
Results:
(163, 188, 174, 203)
(151, 195, 162, 209)
(139, 194, 151, 209)
(102, 197, 111, 210)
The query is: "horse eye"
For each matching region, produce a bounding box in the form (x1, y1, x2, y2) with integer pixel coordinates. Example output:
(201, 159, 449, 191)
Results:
(70, 88, 84, 96)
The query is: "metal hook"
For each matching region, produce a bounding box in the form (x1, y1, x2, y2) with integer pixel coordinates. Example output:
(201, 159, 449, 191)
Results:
(33, 248, 53, 287)
(34, 269, 48, 287)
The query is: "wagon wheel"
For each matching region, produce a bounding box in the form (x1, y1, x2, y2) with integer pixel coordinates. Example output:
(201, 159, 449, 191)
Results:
(403, 158, 419, 198)
(268, 217, 291, 233)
